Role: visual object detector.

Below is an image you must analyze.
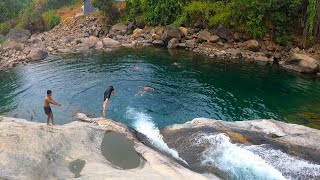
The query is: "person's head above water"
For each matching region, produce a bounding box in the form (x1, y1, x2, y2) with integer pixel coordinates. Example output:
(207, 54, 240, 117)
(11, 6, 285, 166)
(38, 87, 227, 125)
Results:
(47, 90, 52, 96)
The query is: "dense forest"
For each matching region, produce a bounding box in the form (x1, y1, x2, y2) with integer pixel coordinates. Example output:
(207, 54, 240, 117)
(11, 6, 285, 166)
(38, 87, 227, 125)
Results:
(1, 0, 320, 47)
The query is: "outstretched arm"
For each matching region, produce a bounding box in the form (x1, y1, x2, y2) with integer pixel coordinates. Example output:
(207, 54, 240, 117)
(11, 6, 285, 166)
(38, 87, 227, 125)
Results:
(49, 97, 61, 106)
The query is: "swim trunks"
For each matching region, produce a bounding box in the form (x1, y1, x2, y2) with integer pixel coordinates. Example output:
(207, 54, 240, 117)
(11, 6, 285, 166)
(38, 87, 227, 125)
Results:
(104, 86, 114, 101)
(44, 106, 52, 115)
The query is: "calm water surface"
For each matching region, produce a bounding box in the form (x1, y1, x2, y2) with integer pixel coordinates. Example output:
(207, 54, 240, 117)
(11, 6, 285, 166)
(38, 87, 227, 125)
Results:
(1, 47, 320, 128)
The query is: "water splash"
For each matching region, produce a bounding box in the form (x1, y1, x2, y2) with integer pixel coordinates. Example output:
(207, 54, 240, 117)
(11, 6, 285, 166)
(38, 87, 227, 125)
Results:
(245, 145, 320, 180)
(126, 107, 188, 164)
(200, 133, 287, 180)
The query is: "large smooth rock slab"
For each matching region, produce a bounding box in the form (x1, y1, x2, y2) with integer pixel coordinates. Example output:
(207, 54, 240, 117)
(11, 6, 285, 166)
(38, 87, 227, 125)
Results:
(0, 115, 211, 180)
(26, 49, 48, 61)
(280, 52, 319, 74)
(6, 29, 31, 43)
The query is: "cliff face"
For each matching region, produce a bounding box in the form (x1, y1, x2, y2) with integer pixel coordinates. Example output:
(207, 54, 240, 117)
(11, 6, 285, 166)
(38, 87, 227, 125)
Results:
(0, 115, 212, 180)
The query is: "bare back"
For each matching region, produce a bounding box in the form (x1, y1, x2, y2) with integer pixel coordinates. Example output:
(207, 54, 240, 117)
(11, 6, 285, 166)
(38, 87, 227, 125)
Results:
(44, 96, 51, 107)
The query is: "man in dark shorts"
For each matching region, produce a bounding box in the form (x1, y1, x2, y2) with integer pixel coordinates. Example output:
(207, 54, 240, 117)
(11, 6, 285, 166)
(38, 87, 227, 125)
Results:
(44, 90, 61, 125)
(103, 86, 115, 117)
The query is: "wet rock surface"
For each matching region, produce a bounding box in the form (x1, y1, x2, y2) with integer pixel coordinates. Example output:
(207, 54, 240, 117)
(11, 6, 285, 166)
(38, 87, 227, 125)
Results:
(0, 115, 211, 180)
(161, 118, 320, 179)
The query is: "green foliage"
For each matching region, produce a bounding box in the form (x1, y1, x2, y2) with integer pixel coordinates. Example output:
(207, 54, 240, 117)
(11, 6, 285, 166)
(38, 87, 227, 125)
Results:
(176, 1, 213, 27)
(42, 9, 60, 30)
(124, 0, 145, 21)
(143, 0, 185, 25)
(92, 0, 120, 24)
(0, 35, 6, 44)
(306, 0, 316, 42)
(0, 20, 16, 35)
(0, 0, 31, 23)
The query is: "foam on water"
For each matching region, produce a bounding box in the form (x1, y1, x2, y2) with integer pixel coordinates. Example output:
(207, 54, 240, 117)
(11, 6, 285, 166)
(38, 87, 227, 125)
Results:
(126, 107, 188, 164)
(244, 145, 320, 180)
(199, 133, 287, 180)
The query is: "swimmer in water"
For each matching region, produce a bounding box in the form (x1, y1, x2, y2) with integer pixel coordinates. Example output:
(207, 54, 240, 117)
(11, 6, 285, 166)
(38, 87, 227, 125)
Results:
(43, 90, 61, 126)
(133, 65, 139, 70)
(137, 86, 154, 96)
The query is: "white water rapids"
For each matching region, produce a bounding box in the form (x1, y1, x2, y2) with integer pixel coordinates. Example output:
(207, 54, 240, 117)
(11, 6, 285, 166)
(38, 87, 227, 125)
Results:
(125, 107, 320, 180)
(198, 133, 320, 180)
(126, 107, 188, 164)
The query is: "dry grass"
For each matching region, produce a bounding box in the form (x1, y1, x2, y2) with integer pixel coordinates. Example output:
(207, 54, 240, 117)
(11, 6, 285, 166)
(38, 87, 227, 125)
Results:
(57, 3, 83, 22)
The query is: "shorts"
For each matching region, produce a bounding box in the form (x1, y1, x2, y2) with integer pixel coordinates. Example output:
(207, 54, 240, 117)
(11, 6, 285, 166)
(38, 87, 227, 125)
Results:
(44, 106, 52, 115)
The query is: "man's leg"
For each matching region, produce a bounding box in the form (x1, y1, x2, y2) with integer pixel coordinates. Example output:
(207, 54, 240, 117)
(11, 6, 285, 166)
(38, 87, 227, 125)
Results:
(102, 98, 109, 117)
(51, 113, 54, 125)
(47, 114, 50, 125)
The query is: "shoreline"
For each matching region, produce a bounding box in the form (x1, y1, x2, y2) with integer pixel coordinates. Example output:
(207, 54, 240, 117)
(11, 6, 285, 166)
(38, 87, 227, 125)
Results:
(1, 13, 319, 75)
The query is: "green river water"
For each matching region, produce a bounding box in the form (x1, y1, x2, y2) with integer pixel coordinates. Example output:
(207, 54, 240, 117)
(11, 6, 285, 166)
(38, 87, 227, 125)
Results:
(0, 47, 320, 128)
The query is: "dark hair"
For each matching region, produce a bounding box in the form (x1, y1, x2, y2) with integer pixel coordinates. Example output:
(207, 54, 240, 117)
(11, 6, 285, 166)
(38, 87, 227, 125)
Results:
(47, 90, 52, 95)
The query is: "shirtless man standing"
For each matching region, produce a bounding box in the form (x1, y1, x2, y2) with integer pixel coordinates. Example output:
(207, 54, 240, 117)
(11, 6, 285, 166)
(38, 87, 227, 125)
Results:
(44, 90, 61, 125)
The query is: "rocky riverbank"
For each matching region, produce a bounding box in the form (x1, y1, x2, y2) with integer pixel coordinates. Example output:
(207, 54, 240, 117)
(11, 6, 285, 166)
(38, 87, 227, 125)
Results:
(1, 12, 320, 75)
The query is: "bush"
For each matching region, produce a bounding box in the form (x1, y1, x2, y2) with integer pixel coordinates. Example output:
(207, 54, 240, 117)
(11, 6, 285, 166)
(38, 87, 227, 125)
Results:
(42, 9, 60, 30)
(0, 20, 17, 35)
(143, 0, 185, 25)
(175, 1, 214, 28)
(0, 35, 6, 44)
(92, 0, 120, 24)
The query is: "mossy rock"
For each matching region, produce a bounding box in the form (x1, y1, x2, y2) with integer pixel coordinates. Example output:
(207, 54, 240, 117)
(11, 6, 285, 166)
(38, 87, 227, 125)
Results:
(297, 112, 320, 129)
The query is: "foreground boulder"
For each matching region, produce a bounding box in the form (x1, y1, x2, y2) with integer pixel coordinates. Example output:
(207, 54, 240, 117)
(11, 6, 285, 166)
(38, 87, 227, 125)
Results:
(280, 52, 319, 73)
(26, 49, 48, 61)
(6, 29, 31, 43)
(0, 115, 211, 180)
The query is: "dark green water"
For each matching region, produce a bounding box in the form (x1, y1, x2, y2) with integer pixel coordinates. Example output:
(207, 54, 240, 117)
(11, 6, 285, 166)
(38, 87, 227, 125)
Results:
(0, 47, 320, 128)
